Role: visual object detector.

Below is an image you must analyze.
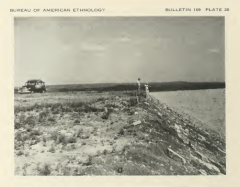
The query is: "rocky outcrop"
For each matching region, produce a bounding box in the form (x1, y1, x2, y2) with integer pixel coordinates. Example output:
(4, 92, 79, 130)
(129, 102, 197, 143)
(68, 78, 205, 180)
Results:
(150, 96, 226, 175)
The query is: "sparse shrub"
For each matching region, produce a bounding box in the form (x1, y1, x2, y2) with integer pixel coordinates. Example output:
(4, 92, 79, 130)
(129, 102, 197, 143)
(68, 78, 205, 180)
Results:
(105, 104, 117, 108)
(48, 116, 56, 122)
(97, 150, 101, 156)
(15, 132, 22, 141)
(82, 134, 90, 139)
(16, 150, 24, 156)
(71, 144, 76, 149)
(118, 128, 125, 136)
(112, 147, 116, 153)
(39, 111, 48, 118)
(15, 133, 29, 143)
(117, 167, 123, 173)
(74, 119, 80, 124)
(101, 109, 112, 120)
(14, 121, 23, 129)
(82, 142, 86, 146)
(97, 97, 105, 102)
(128, 98, 137, 107)
(30, 135, 40, 145)
(67, 137, 77, 144)
(84, 105, 103, 113)
(42, 136, 47, 143)
(48, 146, 55, 153)
(26, 126, 32, 132)
(30, 129, 41, 136)
(128, 109, 134, 115)
(37, 163, 51, 176)
(69, 101, 85, 108)
(19, 114, 26, 123)
(103, 149, 108, 155)
(50, 131, 58, 141)
(25, 115, 36, 127)
(52, 109, 59, 114)
(76, 129, 83, 138)
(57, 134, 67, 145)
(101, 113, 109, 120)
(24, 152, 29, 157)
(84, 155, 93, 166)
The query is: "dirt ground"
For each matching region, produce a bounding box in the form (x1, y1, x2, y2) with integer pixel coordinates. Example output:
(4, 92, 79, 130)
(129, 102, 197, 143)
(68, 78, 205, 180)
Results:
(14, 90, 226, 176)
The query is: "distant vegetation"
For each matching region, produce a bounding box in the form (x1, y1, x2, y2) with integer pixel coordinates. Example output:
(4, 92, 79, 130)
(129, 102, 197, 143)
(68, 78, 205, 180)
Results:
(14, 81, 225, 94)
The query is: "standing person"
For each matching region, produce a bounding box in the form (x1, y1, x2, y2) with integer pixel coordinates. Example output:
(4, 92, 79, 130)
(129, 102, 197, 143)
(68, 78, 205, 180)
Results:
(136, 78, 141, 103)
(145, 83, 151, 100)
(137, 78, 141, 95)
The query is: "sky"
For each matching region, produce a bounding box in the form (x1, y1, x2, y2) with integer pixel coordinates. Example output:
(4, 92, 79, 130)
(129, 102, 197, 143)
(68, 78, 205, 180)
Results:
(14, 17, 225, 86)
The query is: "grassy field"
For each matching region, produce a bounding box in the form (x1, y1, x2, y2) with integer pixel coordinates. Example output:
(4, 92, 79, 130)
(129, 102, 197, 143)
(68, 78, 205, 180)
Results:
(14, 89, 226, 176)
(151, 89, 225, 136)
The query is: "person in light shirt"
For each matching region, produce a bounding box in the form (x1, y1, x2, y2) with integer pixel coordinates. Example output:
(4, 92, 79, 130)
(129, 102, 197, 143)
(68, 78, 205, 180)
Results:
(145, 83, 151, 100)
(137, 78, 141, 95)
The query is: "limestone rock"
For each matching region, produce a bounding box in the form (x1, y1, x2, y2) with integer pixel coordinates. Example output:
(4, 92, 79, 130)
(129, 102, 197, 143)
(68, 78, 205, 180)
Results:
(199, 169, 207, 175)
(133, 120, 141, 126)
(190, 155, 220, 174)
(158, 112, 162, 117)
(166, 148, 186, 165)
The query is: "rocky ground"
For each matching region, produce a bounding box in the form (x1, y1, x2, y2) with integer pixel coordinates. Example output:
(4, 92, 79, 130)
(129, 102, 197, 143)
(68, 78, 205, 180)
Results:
(14, 91, 226, 175)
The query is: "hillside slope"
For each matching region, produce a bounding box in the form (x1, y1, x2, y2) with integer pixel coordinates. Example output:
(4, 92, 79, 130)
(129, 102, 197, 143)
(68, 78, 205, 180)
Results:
(14, 91, 226, 175)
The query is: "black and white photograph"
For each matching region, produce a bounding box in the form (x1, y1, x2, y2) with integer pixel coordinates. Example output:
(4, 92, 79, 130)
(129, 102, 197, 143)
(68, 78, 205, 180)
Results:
(14, 17, 225, 176)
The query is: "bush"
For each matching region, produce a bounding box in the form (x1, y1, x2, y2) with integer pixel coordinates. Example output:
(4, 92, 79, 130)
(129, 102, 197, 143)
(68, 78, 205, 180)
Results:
(67, 137, 77, 143)
(37, 163, 51, 176)
(128, 98, 137, 107)
(50, 131, 58, 141)
(39, 111, 48, 119)
(84, 105, 103, 113)
(42, 136, 47, 143)
(16, 150, 24, 156)
(84, 156, 93, 166)
(57, 134, 67, 145)
(103, 149, 108, 155)
(52, 109, 60, 114)
(101, 113, 109, 120)
(76, 129, 83, 138)
(19, 114, 26, 122)
(101, 109, 113, 120)
(30, 129, 41, 136)
(15, 132, 23, 141)
(25, 115, 36, 127)
(97, 97, 105, 102)
(14, 121, 23, 129)
(48, 116, 56, 122)
(31, 135, 40, 142)
(118, 128, 125, 136)
(74, 119, 80, 124)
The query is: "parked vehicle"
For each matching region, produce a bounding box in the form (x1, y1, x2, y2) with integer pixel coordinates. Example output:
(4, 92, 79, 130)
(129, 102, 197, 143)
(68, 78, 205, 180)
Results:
(18, 79, 47, 94)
